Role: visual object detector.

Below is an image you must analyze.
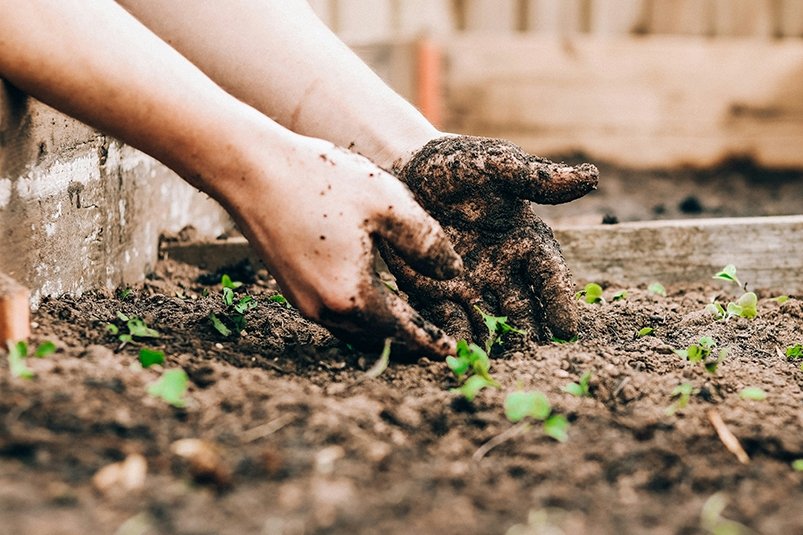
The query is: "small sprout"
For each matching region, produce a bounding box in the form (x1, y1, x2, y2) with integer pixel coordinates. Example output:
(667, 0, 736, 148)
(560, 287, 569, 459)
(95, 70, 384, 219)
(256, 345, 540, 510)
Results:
(117, 311, 130, 322)
(6, 341, 34, 379)
(126, 318, 160, 338)
(563, 370, 592, 397)
(674, 336, 727, 373)
(612, 290, 628, 302)
(792, 459, 803, 471)
(700, 492, 751, 535)
(772, 295, 789, 304)
(209, 312, 232, 337)
(118, 288, 132, 300)
(222, 286, 234, 307)
(785, 344, 802, 359)
(106, 323, 119, 335)
(576, 283, 604, 304)
(269, 294, 292, 308)
(726, 292, 757, 319)
(147, 369, 189, 408)
(365, 338, 391, 379)
(474, 305, 525, 353)
(739, 387, 767, 401)
(504, 390, 569, 442)
(550, 335, 578, 344)
(665, 382, 694, 415)
(543, 414, 569, 443)
(451, 375, 495, 402)
(706, 301, 727, 320)
(138, 348, 165, 368)
(220, 274, 242, 290)
(712, 264, 741, 288)
(34, 340, 57, 358)
(648, 282, 666, 297)
(637, 327, 654, 338)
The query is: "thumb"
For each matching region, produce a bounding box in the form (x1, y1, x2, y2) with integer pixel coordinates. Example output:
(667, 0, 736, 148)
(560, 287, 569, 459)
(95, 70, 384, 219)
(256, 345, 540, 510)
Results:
(516, 158, 599, 205)
(373, 184, 462, 280)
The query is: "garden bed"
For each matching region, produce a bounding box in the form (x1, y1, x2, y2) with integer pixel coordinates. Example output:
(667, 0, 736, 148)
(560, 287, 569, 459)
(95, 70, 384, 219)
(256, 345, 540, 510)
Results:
(1, 257, 801, 535)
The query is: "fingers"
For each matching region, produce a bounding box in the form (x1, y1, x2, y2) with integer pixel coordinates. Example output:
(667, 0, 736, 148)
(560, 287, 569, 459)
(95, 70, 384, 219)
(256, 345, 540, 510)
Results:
(525, 221, 579, 340)
(373, 184, 463, 281)
(515, 159, 599, 205)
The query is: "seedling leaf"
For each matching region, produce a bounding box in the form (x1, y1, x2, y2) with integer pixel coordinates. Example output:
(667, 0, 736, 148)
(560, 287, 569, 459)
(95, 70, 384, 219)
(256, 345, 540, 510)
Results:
(712, 264, 741, 287)
(220, 274, 242, 290)
(233, 295, 257, 315)
(637, 327, 654, 338)
(446, 355, 470, 377)
(792, 459, 803, 471)
(772, 295, 789, 303)
(452, 375, 494, 401)
(612, 290, 628, 302)
(222, 287, 235, 307)
(126, 318, 160, 338)
(504, 390, 551, 422)
(6, 341, 34, 379)
(665, 382, 694, 415)
(784, 344, 802, 359)
(116, 311, 130, 322)
(147, 369, 189, 408)
(550, 335, 578, 344)
(474, 305, 525, 352)
(209, 312, 232, 337)
(739, 387, 767, 401)
(648, 282, 666, 297)
(543, 414, 569, 443)
(106, 323, 119, 335)
(577, 283, 604, 304)
(269, 294, 291, 308)
(34, 341, 57, 358)
(365, 338, 391, 379)
(139, 348, 165, 368)
(563, 370, 592, 397)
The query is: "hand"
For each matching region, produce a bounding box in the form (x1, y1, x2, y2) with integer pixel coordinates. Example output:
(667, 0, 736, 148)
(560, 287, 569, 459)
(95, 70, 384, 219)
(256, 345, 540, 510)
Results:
(223, 137, 463, 357)
(381, 135, 598, 345)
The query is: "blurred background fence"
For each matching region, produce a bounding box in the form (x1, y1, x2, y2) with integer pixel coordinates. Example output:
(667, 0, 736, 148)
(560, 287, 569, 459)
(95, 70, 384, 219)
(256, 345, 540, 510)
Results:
(309, 0, 803, 41)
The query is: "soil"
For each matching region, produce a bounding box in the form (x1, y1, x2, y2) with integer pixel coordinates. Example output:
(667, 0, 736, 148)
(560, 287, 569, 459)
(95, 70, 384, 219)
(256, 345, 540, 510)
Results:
(1, 258, 801, 535)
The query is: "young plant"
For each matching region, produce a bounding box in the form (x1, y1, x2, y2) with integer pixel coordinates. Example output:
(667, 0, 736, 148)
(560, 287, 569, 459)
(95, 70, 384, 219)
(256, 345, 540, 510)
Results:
(739, 387, 767, 401)
(637, 327, 654, 338)
(785, 344, 802, 360)
(665, 382, 694, 415)
(108, 312, 160, 345)
(5, 340, 57, 379)
(726, 292, 757, 319)
(138, 348, 165, 368)
(147, 369, 189, 408)
(474, 305, 525, 353)
(771, 295, 789, 304)
(648, 282, 667, 297)
(612, 290, 628, 302)
(563, 370, 592, 397)
(504, 390, 569, 442)
(550, 335, 579, 344)
(269, 294, 292, 308)
(793, 459, 803, 472)
(447, 340, 500, 401)
(712, 264, 742, 288)
(576, 283, 604, 304)
(674, 336, 728, 373)
(211, 274, 258, 336)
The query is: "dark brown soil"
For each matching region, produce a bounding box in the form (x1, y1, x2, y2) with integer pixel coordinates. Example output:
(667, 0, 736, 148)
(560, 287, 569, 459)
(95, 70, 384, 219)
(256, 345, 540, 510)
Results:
(1, 259, 802, 535)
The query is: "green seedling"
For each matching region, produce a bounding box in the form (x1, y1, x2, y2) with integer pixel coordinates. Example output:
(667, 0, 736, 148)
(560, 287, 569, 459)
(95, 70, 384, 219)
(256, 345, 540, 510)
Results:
(269, 294, 292, 308)
(648, 282, 666, 297)
(705, 301, 727, 321)
(665, 382, 694, 415)
(147, 369, 189, 408)
(209, 312, 232, 337)
(612, 290, 628, 302)
(576, 283, 604, 304)
(212, 278, 259, 337)
(793, 459, 803, 472)
(452, 375, 497, 402)
(674, 336, 728, 373)
(118, 288, 132, 301)
(700, 492, 752, 535)
(110, 312, 160, 344)
(220, 274, 243, 290)
(637, 327, 654, 338)
(138, 348, 165, 368)
(726, 292, 757, 319)
(447, 340, 500, 401)
(474, 305, 525, 353)
(550, 335, 579, 344)
(739, 387, 767, 401)
(712, 264, 742, 288)
(563, 370, 592, 397)
(504, 390, 569, 442)
(771, 295, 789, 304)
(785, 344, 803, 359)
(6, 340, 56, 379)
(365, 338, 391, 379)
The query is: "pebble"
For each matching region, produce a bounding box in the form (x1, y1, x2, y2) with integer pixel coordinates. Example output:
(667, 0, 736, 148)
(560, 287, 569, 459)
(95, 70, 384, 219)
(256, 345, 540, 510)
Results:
(214, 343, 223, 350)
(553, 369, 570, 378)
(92, 453, 147, 495)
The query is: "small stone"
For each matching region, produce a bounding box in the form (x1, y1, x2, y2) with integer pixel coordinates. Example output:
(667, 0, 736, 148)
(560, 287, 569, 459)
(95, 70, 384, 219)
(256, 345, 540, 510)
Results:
(553, 369, 570, 378)
(214, 343, 223, 350)
(92, 453, 147, 495)
(314, 445, 345, 475)
(171, 438, 231, 489)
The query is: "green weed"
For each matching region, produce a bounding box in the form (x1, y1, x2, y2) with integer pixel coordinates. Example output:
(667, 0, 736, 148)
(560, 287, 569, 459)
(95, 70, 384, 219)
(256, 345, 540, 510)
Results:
(504, 390, 569, 442)
(6, 340, 56, 379)
(147, 369, 189, 408)
(563, 370, 592, 398)
(637, 327, 654, 338)
(648, 282, 667, 297)
(138, 348, 165, 368)
(674, 336, 728, 373)
(474, 305, 525, 353)
(576, 283, 604, 304)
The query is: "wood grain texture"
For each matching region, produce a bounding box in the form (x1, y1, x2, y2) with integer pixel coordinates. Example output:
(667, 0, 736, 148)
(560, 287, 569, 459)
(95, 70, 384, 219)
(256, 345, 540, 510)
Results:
(554, 215, 803, 291)
(0, 272, 30, 343)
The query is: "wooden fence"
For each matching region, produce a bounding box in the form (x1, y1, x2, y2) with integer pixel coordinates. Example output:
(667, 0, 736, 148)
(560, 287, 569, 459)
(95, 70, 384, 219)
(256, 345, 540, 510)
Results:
(309, 0, 803, 41)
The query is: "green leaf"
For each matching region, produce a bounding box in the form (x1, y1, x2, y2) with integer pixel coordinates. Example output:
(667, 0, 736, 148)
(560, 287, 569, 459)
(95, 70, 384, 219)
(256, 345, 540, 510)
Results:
(451, 375, 494, 402)
(712, 264, 741, 287)
(579, 283, 604, 304)
(118, 288, 132, 300)
(474, 305, 525, 352)
(704, 348, 729, 374)
(562, 383, 584, 397)
(543, 414, 569, 442)
(222, 287, 235, 307)
(665, 382, 693, 415)
(106, 323, 119, 335)
(792, 459, 803, 471)
(147, 369, 189, 408)
(365, 338, 391, 379)
(446, 355, 470, 377)
(706, 302, 726, 320)
(6, 341, 34, 379)
(34, 340, 57, 358)
(772, 295, 789, 304)
(126, 318, 160, 338)
(138, 348, 165, 368)
(209, 312, 232, 337)
(233, 295, 257, 314)
(116, 311, 130, 322)
(637, 327, 653, 338)
(269, 294, 291, 308)
(739, 387, 767, 401)
(550, 335, 578, 344)
(220, 274, 242, 290)
(648, 282, 666, 297)
(785, 344, 803, 359)
(727, 292, 757, 319)
(612, 290, 628, 302)
(504, 390, 551, 422)
(698, 336, 715, 349)
(119, 334, 133, 344)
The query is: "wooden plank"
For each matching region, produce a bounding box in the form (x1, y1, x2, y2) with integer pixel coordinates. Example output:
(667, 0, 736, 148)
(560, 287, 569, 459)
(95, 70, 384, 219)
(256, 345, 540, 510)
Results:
(526, 0, 585, 34)
(443, 35, 803, 168)
(589, 0, 646, 35)
(779, 0, 803, 37)
(649, 0, 713, 36)
(554, 216, 803, 291)
(712, 0, 773, 37)
(0, 272, 30, 343)
(464, 0, 519, 32)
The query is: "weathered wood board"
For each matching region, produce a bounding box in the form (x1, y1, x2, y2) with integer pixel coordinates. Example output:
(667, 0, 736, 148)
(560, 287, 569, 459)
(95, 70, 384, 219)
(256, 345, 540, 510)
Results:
(163, 216, 803, 294)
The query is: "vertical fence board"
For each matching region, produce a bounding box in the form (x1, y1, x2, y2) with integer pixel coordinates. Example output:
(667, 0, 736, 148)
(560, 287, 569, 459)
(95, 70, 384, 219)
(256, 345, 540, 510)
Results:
(334, 0, 394, 42)
(464, 0, 519, 32)
(649, 0, 714, 35)
(590, 0, 647, 35)
(712, 0, 773, 37)
(526, 0, 585, 34)
(780, 0, 803, 37)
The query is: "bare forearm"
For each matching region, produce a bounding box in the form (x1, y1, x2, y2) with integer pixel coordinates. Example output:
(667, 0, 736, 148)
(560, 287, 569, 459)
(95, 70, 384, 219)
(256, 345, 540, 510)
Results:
(0, 0, 282, 198)
(116, 0, 439, 169)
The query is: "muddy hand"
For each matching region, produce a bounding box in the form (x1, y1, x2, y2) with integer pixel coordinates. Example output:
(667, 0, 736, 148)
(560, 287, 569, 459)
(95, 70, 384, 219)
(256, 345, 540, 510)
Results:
(382, 135, 598, 343)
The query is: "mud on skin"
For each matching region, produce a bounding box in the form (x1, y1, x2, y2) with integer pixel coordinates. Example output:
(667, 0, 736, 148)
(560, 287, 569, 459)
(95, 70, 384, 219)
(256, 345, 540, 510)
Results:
(383, 135, 598, 344)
